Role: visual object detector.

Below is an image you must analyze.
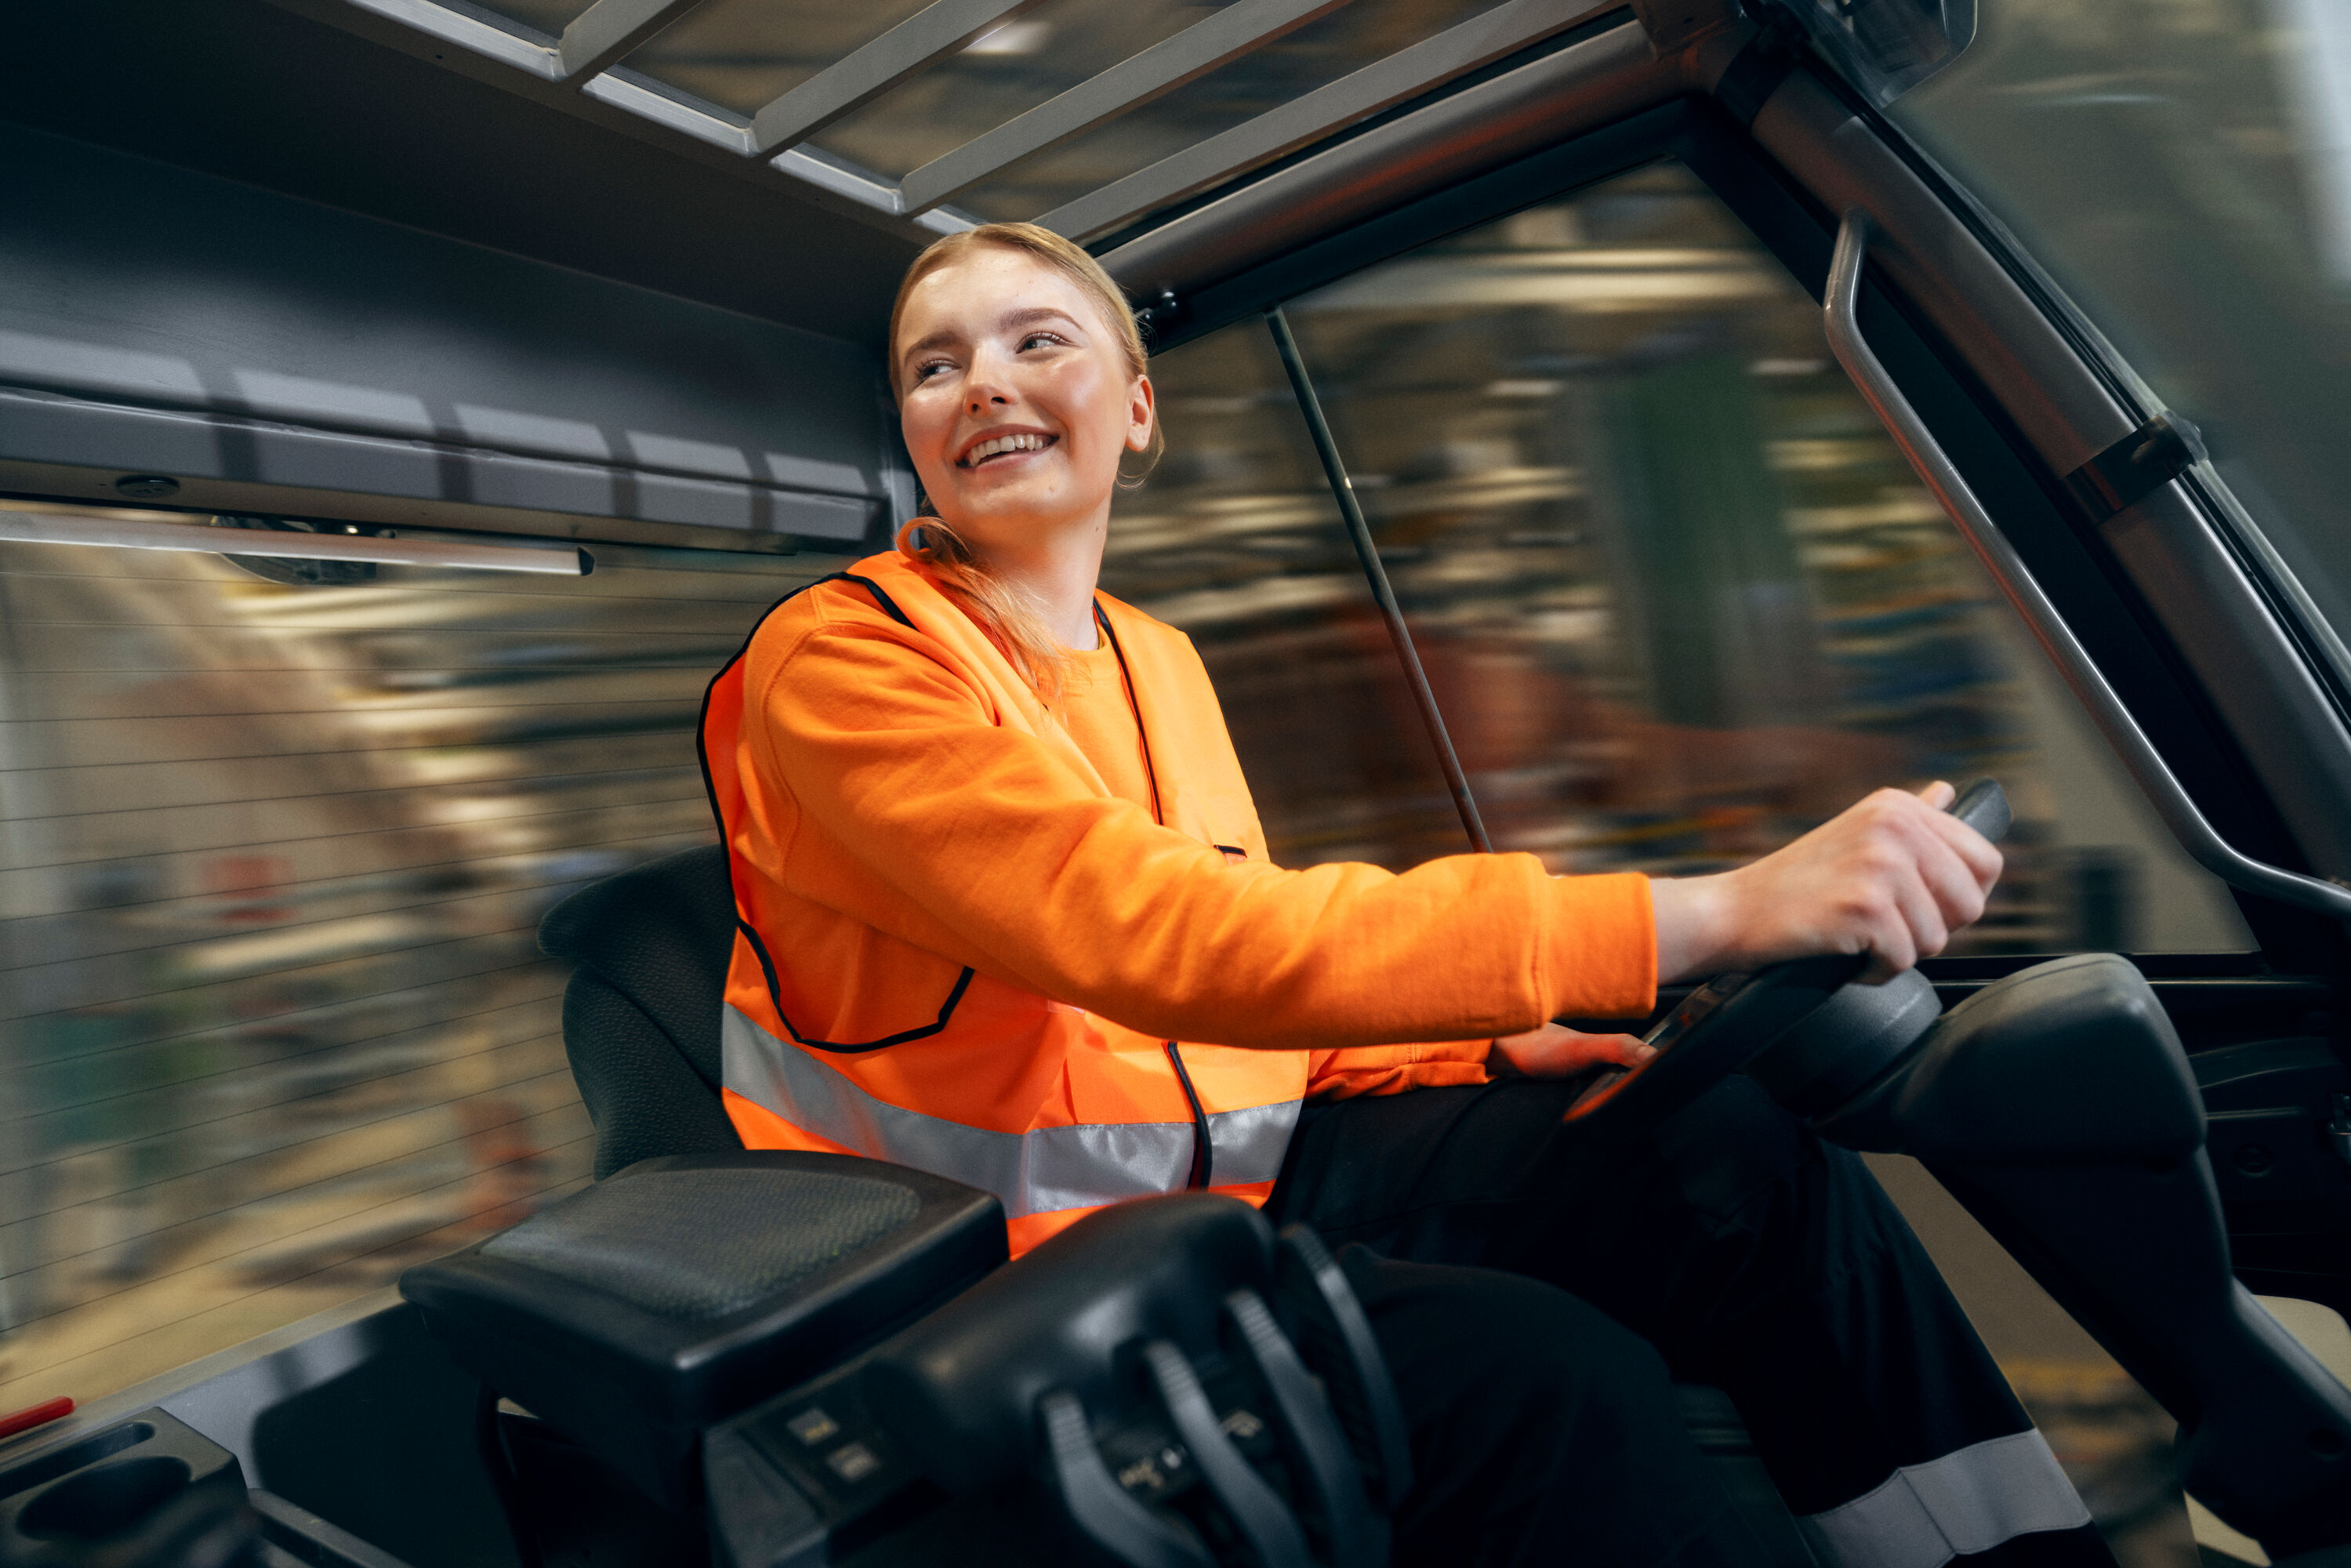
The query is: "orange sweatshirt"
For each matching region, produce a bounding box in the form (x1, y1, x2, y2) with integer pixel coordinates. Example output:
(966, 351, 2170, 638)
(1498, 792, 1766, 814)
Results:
(702, 553, 1656, 1247)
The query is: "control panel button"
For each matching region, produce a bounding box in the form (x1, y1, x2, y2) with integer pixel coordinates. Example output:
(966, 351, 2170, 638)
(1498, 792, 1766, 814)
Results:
(784, 1408, 840, 1446)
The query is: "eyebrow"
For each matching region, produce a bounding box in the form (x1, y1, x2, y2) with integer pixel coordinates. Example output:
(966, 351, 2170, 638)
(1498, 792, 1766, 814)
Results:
(899, 305, 1088, 368)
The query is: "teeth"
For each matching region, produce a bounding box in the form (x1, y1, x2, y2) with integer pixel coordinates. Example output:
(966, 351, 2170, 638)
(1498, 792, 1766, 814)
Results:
(964, 432, 1050, 465)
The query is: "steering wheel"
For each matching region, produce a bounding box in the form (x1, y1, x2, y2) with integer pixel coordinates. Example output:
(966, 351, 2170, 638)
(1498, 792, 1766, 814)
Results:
(1562, 779, 2013, 1138)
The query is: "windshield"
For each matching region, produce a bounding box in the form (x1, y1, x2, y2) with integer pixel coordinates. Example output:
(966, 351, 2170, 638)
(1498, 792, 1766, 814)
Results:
(1100, 162, 2254, 957)
(1891, 0, 2351, 651)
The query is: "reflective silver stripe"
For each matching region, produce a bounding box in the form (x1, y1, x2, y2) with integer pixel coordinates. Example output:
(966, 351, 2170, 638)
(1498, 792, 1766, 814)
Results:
(722, 1006, 1301, 1218)
(1204, 1097, 1301, 1187)
(1798, 1430, 2091, 1568)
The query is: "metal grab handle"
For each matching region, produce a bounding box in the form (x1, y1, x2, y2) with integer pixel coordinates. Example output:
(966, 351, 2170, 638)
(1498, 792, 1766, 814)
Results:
(1823, 211, 2351, 923)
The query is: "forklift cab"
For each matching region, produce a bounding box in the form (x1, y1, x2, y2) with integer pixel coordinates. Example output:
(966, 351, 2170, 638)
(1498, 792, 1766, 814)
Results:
(7, 0, 2351, 1563)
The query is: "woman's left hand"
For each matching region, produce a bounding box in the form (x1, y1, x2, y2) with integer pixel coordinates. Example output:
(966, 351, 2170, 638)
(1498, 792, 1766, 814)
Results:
(1489, 1022, 1655, 1078)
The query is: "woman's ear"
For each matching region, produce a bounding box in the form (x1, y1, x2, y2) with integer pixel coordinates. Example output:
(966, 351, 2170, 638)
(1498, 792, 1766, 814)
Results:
(1126, 374, 1156, 453)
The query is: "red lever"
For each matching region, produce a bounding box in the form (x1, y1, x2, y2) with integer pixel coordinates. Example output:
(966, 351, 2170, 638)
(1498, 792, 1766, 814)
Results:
(0, 1397, 74, 1440)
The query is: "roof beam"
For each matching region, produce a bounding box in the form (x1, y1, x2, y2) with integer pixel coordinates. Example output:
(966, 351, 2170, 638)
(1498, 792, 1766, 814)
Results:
(747, 0, 1052, 156)
(898, 0, 1355, 216)
(344, 0, 560, 78)
(555, 0, 706, 83)
(1037, 0, 1623, 242)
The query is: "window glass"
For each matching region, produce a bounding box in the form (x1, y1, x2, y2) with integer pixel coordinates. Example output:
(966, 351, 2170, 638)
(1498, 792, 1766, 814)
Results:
(1892, 0, 2351, 655)
(1099, 162, 2255, 954)
(0, 506, 818, 1409)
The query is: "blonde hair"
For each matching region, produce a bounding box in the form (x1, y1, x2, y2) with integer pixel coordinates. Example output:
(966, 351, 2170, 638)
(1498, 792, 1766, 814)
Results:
(887, 223, 1159, 702)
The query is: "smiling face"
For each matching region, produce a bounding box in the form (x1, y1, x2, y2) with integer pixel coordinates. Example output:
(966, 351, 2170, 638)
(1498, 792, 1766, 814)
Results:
(894, 245, 1154, 562)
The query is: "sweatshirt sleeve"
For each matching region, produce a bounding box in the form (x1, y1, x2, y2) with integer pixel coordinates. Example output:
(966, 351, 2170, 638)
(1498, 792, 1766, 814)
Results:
(749, 615, 1655, 1051)
(1304, 1040, 1495, 1101)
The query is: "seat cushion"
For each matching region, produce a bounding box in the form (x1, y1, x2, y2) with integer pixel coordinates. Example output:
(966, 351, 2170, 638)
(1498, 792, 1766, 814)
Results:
(483, 1165, 920, 1319)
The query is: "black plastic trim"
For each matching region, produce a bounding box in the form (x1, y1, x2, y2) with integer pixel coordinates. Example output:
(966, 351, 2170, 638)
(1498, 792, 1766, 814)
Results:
(2065, 413, 2205, 524)
(1713, 30, 1800, 129)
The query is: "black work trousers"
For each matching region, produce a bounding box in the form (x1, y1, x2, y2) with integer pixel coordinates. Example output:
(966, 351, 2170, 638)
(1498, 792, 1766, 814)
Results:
(1264, 1074, 2117, 1568)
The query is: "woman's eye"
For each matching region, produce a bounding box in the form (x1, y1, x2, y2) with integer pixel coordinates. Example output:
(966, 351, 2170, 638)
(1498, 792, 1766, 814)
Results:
(912, 360, 952, 380)
(1018, 332, 1068, 352)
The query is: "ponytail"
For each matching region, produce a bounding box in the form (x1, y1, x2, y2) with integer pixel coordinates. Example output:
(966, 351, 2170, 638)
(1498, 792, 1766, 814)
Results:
(894, 517, 1074, 704)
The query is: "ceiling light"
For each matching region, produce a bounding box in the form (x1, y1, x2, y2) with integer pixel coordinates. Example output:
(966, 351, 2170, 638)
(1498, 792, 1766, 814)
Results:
(964, 20, 1050, 55)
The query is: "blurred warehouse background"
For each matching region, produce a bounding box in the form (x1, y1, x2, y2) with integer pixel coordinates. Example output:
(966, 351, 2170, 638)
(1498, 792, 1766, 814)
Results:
(5, 2, 2351, 1563)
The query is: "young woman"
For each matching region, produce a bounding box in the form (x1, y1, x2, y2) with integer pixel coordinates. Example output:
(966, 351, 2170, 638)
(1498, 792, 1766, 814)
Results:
(700, 224, 2112, 1566)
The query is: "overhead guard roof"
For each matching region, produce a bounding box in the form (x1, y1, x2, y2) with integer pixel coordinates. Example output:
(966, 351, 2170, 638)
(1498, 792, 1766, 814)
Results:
(2, 0, 1761, 346)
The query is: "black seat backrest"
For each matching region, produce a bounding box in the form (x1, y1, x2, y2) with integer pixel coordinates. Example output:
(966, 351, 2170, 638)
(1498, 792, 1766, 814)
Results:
(539, 842, 744, 1178)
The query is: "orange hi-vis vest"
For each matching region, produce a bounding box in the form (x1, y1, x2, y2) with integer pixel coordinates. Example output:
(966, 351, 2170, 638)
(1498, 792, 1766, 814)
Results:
(699, 552, 1658, 1255)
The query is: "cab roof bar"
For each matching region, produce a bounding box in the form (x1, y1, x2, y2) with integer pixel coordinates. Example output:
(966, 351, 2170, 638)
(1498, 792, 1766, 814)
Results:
(1038, 0, 1624, 242)
(564, 66, 967, 230)
(555, 0, 706, 85)
(345, 0, 564, 78)
(898, 0, 1358, 217)
(746, 0, 1051, 156)
(1826, 212, 2351, 924)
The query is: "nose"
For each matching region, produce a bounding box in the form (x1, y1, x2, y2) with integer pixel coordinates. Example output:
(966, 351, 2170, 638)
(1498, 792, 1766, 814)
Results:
(964, 343, 1016, 412)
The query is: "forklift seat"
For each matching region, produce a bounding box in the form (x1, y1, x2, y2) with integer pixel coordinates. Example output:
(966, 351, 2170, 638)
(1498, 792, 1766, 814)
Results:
(539, 841, 745, 1178)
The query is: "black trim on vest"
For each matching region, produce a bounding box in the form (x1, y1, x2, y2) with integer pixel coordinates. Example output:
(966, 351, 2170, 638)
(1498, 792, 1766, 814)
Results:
(1094, 601, 1166, 826)
(738, 916, 976, 1052)
(698, 570, 975, 1054)
(836, 571, 915, 628)
(1163, 1040, 1214, 1190)
(1100, 599, 1214, 1189)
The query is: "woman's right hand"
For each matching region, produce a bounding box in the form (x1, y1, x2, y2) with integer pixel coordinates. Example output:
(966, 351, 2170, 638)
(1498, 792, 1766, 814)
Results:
(1649, 782, 2003, 985)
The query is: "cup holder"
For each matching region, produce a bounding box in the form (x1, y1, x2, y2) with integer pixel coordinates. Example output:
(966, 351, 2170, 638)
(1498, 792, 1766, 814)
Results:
(0, 1411, 420, 1568)
(0, 1410, 241, 1568)
(19, 1456, 195, 1541)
